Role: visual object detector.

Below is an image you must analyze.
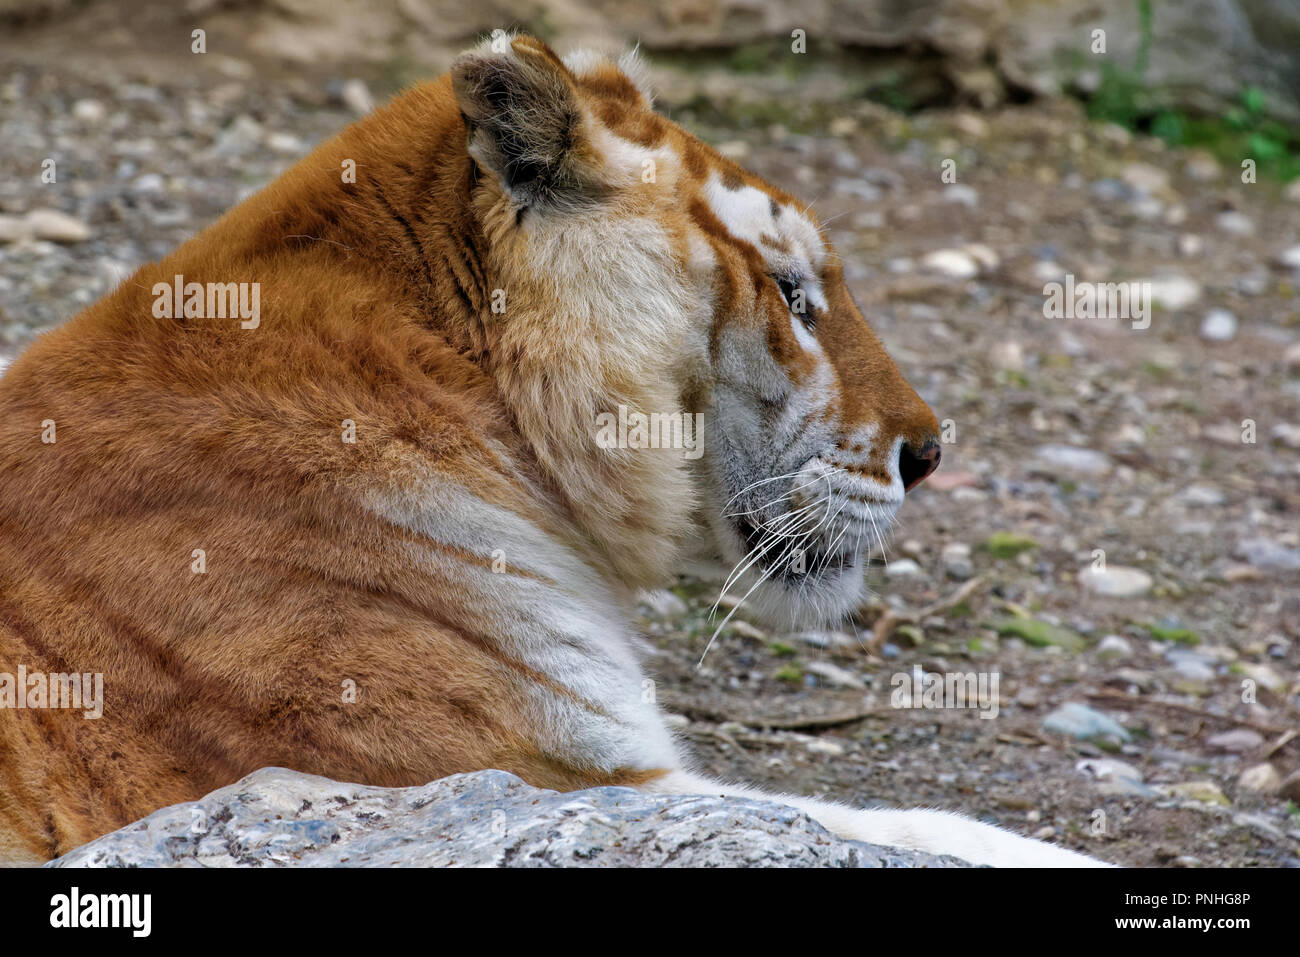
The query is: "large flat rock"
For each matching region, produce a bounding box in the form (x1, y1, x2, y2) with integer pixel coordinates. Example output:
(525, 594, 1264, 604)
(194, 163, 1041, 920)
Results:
(47, 768, 970, 868)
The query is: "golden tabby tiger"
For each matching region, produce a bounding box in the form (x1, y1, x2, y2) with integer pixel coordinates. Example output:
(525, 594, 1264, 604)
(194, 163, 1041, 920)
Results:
(0, 35, 1101, 867)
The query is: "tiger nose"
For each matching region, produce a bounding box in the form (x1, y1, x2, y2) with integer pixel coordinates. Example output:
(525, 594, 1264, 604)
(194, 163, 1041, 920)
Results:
(899, 439, 941, 493)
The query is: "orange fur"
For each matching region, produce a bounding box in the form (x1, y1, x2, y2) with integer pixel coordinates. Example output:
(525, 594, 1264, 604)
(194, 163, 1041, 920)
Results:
(0, 37, 938, 863)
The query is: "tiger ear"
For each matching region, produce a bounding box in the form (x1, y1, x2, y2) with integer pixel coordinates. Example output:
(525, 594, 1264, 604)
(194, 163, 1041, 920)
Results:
(451, 35, 597, 212)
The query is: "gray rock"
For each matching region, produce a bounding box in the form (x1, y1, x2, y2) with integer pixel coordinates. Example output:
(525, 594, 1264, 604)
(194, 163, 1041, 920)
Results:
(24, 209, 92, 243)
(46, 768, 970, 868)
(1237, 763, 1282, 795)
(1095, 634, 1134, 662)
(1205, 729, 1264, 754)
(1199, 309, 1237, 342)
(1031, 444, 1112, 477)
(636, 588, 688, 619)
(940, 542, 973, 581)
(1236, 538, 1300, 571)
(1042, 702, 1131, 742)
(1078, 565, 1152, 598)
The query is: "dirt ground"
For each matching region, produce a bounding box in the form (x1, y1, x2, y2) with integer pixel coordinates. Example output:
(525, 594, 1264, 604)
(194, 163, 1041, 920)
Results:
(1, 12, 1297, 868)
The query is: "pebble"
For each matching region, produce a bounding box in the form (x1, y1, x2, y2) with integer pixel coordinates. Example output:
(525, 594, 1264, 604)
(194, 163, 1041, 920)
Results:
(636, 589, 687, 619)
(1286, 179, 1300, 203)
(1283, 341, 1300, 372)
(1237, 763, 1282, 794)
(1120, 162, 1169, 193)
(1030, 444, 1111, 477)
(1199, 308, 1237, 342)
(927, 470, 979, 491)
(340, 78, 375, 115)
(1078, 566, 1152, 598)
(1177, 484, 1226, 507)
(0, 214, 32, 244)
(1096, 634, 1134, 662)
(1272, 423, 1300, 449)
(788, 630, 855, 650)
(1205, 729, 1264, 754)
(885, 558, 922, 578)
(943, 184, 979, 208)
(1164, 780, 1230, 805)
(988, 340, 1023, 372)
(805, 661, 864, 690)
(1076, 757, 1151, 796)
(1177, 233, 1203, 258)
(1183, 152, 1221, 181)
(1042, 702, 1131, 742)
(805, 738, 845, 757)
(1234, 662, 1285, 693)
(940, 542, 973, 581)
(1145, 275, 1202, 311)
(1275, 245, 1300, 270)
(24, 209, 92, 243)
(72, 98, 106, 123)
(1214, 211, 1254, 236)
(1236, 538, 1300, 571)
(921, 249, 978, 279)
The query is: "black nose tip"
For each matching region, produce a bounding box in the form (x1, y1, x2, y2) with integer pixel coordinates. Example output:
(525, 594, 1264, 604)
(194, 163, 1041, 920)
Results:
(899, 439, 941, 493)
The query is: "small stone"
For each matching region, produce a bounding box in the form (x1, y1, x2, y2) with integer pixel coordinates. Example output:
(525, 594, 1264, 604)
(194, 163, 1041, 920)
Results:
(885, 558, 922, 578)
(340, 78, 374, 115)
(1272, 423, 1300, 450)
(943, 184, 979, 208)
(805, 738, 846, 757)
(921, 249, 978, 280)
(72, 98, 106, 122)
(788, 630, 855, 650)
(1236, 538, 1300, 571)
(1238, 763, 1282, 794)
(1042, 702, 1131, 742)
(1030, 444, 1111, 477)
(1177, 484, 1226, 508)
(1146, 275, 1202, 311)
(1274, 245, 1300, 270)
(1234, 662, 1286, 693)
(636, 589, 687, 619)
(1205, 729, 1264, 754)
(805, 661, 864, 690)
(1284, 341, 1300, 372)
(0, 214, 32, 244)
(1078, 566, 1152, 599)
(1121, 162, 1169, 193)
(1184, 152, 1221, 181)
(989, 340, 1023, 372)
(940, 542, 973, 581)
(1164, 780, 1230, 805)
(1096, 634, 1134, 662)
(24, 209, 92, 243)
(1214, 211, 1254, 236)
(1199, 309, 1237, 342)
(1285, 179, 1300, 203)
(1177, 234, 1203, 258)
(1076, 757, 1144, 785)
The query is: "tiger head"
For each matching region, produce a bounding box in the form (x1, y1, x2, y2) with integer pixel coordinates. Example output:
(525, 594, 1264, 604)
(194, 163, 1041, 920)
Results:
(447, 36, 941, 629)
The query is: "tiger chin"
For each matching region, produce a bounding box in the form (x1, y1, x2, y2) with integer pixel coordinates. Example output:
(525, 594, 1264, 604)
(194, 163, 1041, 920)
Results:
(0, 35, 1106, 867)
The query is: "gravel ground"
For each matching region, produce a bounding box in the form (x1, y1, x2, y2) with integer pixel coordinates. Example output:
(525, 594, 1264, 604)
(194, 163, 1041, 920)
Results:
(1, 38, 1298, 868)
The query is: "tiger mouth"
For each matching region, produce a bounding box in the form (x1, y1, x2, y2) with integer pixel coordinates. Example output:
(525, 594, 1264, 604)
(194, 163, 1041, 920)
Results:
(732, 514, 868, 580)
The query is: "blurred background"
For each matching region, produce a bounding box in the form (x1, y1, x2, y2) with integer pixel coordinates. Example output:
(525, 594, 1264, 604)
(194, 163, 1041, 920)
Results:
(1, 0, 1298, 866)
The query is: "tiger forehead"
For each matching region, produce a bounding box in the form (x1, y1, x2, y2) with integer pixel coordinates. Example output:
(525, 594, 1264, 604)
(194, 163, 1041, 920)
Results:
(699, 173, 825, 274)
